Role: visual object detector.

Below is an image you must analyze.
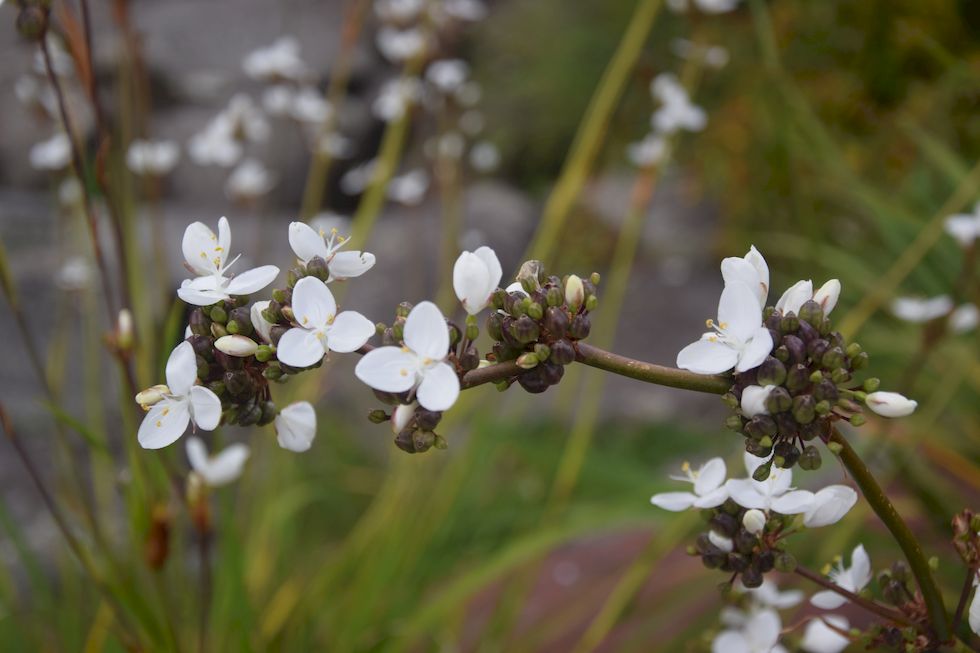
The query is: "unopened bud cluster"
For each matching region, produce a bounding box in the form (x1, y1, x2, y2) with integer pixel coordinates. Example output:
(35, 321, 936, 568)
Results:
(485, 262, 599, 394)
(689, 500, 796, 589)
(725, 299, 877, 473)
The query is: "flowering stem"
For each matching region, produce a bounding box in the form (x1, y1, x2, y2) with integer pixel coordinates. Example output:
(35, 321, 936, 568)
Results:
(827, 427, 950, 642)
(573, 343, 732, 394)
(792, 565, 909, 625)
(951, 566, 977, 635)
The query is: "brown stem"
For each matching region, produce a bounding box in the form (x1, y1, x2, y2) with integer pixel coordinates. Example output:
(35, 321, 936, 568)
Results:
(793, 565, 909, 625)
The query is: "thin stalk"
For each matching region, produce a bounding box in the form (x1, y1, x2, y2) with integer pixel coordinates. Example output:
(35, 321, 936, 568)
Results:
(951, 567, 976, 635)
(198, 531, 212, 653)
(793, 565, 910, 625)
(574, 342, 732, 394)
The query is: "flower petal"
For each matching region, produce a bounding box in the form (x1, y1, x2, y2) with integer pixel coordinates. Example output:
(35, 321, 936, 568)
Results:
(711, 631, 750, 653)
(650, 491, 697, 511)
(403, 301, 449, 360)
(288, 221, 330, 264)
(803, 485, 857, 528)
(217, 216, 231, 259)
(473, 246, 503, 291)
(740, 384, 774, 418)
(676, 338, 739, 374)
(776, 280, 813, 315)
(188, 386, 222, 431)
(416, 361, 460, 411)
(694, 458, 727, 495)
(186, 436, 209, 472)
(182, 221, 221, 276)
(453, 251, 493, 315)
(224, 265, 280, 296)
(276, 327, 326, 368)
(810, 590, 847, 610)
(692, 486, 729, 509)
(326, 311, 375, 353)
(718, 282, 764, 342)
(291, 276, 337, 328)
(745, 609, 782, 649)
(178, 280, 229, 306)
(251, 300, 274, 342)
(813, 279, 841, 315)
(771, 489, 815, 515)
(166, 341, 198, 396)
(801, 615, 850, 653)
(850, 544, 871, 590)
(735, 327, 773, 373)
(721, 256, 766, 308)
(968, 582, 980, 637)
(201, 443, 250, 486)
(275, 401, 317, 452)
(138, 398, 190, 449)
(328, 250, 376, 280)
(726, 479, 767, 510)
(355, 346, 418, 393)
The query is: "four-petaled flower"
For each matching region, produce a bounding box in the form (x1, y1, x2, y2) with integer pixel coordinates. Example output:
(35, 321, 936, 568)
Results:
(276, 277, 375, 368)
(177, 217, 280, 306)
(677, 282, 773, 374)
(186, 437, 250, 487)
(726, 453, 815, 515)
(288, 221, 376, 281)
(810, 544, 871, 610)
(355, 301, 460, 411)
(274, 401, 317, 452)
(650, 457, 729, 511)
(453, 246, 502, 315)
(138, 342, 222, 449)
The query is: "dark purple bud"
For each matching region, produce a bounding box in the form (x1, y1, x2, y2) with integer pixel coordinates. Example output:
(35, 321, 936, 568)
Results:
(568, 314, 591, 340)
(549, 339, 575, 365)
(543, 306, 569, 338)
(782, 335, 806, 364)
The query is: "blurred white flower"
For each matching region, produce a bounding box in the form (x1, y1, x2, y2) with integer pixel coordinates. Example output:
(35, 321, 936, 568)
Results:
(275, 277, 375, 368)
(890, 295, 953, 323)
(340, 159, 378, 195)
(453, 246, 502, 315)
(225, 158, 276, 200)
(711, 608, 786, 653)
(225, 94, 270, 142)
(650, 73, 706, 134)
(375, 0, 425, 22)
(137, 342, 221, 449)
(30, 132, 71, 171)
(672, 38, 729, 68)
(355, 302, 460, 412)
(275, 401, 317, 452)
(318, 131, 353, 158)
(186, 437, 249, 487)
(722, 246, 769, 308)
(676, 282, 772, 374)
(745, 579, 804, 609)
(177, 216, 280, 306)
(776, 279, 841, 316)
(801, 616, 850, 653)
(970, 572, 980, 636)
(55, 256, 92, 291)
(426, 59, 469, 93)
(650, 458, 729, 511)
(262, 85, 295, 116)
(726, 453, 814, 515)
(58, 178, 82, 205)
(950, 303, 978, 334)
(373, 77, 422, 122)
(944, 202, 980, 248)
(865, 391, 917, 418)
(387, 168, 429, 205)
(626, 132, 668, 168)
(668, 0, 740, 14)
(126, 139, 180, 176)
(288, 220, 376, 281)
(455, 81, 483, 107)
(376, 26, 428, 63)
(243, 36, 310, 83)
(33, 36, 74, 76)
(188, 117, 242, 167)
(290, 87, 332, 124)
(440, 0, 488, 21)
(810, 544, 871, 610)
(469, 141, 500, 172)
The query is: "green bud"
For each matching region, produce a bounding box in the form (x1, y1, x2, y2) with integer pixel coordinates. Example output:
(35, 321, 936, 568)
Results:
(798, 300, 824, 326)
(851, 351, 869, 369)
(721, 392, 739, 409)
(413, 430, 436, 452)
(774, 552, 797, 573)
(433, 434, 449, 450)
(756, 357, 787, 387)
(545, 286, 563, 307)
(764, 387, 792, 413)
(809, 370, 824, 384)
(826, 441, 843, 455)
(850, 413, 866, 427)
(928, 557, 939, 571)
(527, 302, 543, 320)
(533, 343, 551, 360)
(585, 295, 598, 311)
(726, 415, 745, 431)
(281, 306, 295, 323)
(773, 345, 790, 363)
(779, 314, 800, 334)
(862, 377, 880, 393)
(785, 363, 810, 393)
(798, 445, 822, 470)
(791, 394, 816, 424)
(516, 353, 539, 369)
(287, 267, 306, 287)
(306, 256, 330, 281)
(368, 409, 388, 424)
(510, 315, 539, 344)
(517, 260, 544, 292)
(210, 322, 229, 338)
(590, 272, 601, 286)
(263, 364, 284, 381)
(272, 288, 289, 304)
(831, 368, 850, 384)
(846, 342, 862, 358)
(752, 459, 773, 482)
(466, 323, 479, 341)
(255, 345, 275, 362)
(210, 305, 228, 323)
(814, 400, 831, 416)
(821, 346, 846, 370)
(392, 322, 404, 342)
(207, 381, 226, 397)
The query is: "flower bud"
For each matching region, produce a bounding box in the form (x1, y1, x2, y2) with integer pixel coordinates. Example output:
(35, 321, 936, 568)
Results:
(830, 368, 850, 384)
(779, 314, 799, 334)
(756, 357, 786, 387)
(862, 377, 880, 393)
(116, 309, 134, 350)
(850, 351, 869, 369)
(486, 312, 504, 341)
(740, 567, 763, 589)
(751, 458, 773, 482)
(413, 430, 436, 453)
(516, 353, 539, 369)
(215, 335, 259, 357)
(807, 338, 829, 361)
(189, 308, 211, 336)
(533, 343, 551, 361)
(255, 344, 276, 362)
(527, 302, 543, 320)
(865, 391, 917, 418)
(258, 401, 278, 426)
(287, 267, 306, 287)
(305, 256, 330, 281)
(742, 509, 766, 535)
(543, 306, 569, 337)
(564, 274, 584, 311)
(797, 299, 824, 327)
(821, 347, 846, 370)
(813, 279, 841, 314)
(798, 445, 822, 470)
(510, 315, 539, 344)
(782, 335, 806, 364)
(585, 295, 598, 311)
(135, 385, 170, 410)
(791, 394, 816, 424)
(517, 260, 544, 292)
(568, 314, 591, 340)
(210, 305, 228, 324)
(744, 415, 777, 440)
(459, 345, 480, 371)
(774, 552, 797, 573)
(540, 361, 564, 385)
(224, 370, 252, 397)
(740, 385, 773, 418)
(813, 379, 838, 403)
(390, 403, 416, 433)
(272, 288, 290, 304)
(549, 339, 575, 365)
(226, 307, 254, 336)
(545, 286, 563, 307)
(785, 364, 810, 393)
(262, 363, 284, 381)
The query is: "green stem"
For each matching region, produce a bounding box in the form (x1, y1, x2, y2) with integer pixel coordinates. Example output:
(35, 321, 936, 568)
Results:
(573, 342, 732, 394)
(827, 428, 950, 642)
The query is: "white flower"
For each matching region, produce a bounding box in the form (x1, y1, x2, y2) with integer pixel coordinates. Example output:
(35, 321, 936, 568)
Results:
(453, 246, 502, 315)
(712, 608, 786, 653)
(969, 572, 980, 636)
(262, 84, 295, 116)
(214, 335, 259, 357)
(801, 616, 850, 653)
(726, 453, 814, 514)
(650, 458, 729, 511)
(671, 38, 729, 69)
(776, 279, 841, 316)
(951, 303, 979, 334)
(251, 300, 275, 343)
(676, 282, 773, 374)
(376, 26, 428, 63)
(721, 246, 769, 308)
(668, 0, 740, 14)
(242, 36, 310, 83)
(741, 385, 774, 418)
(30, 132, 71, 171)
(318, 131, 352, 158)
(747, 579, 803, 609)
(355, 301, 460, 412)
(126, 139, 180, 176)
(186, 437, 249, 487)
(287, 221, 376, 281)
(375, 0, 425, 22)
(742, 509, 767, 535)
(177, 217, 280, 306)
(803, 485, 857, 528)
(275, 277, 375, 368)
(650, 73, 706, 135)
(137, 342, 221, 449)
(890, 295, 953, 323)
(391, 403, 416, 434)
(372, 77, 422, 122)
(274, 401, 316, 452)
(387, 169, 430, 205)
(426, 59, 469, 93)
(55, 256, 92, 291)
(565, 274, 585, 310)
(810, 544, 872, 610)
(290, 86, 332, 124)
(440, 0, 488, 21)
(188, 117, 242, 167)
(340, 159, 378, 194)
(626, 133, 668, 168)
(225, 158, 276, 200)
(469, 141, 500, 172)
(944, 202, 980, 248)
(865, 391, 917, 418)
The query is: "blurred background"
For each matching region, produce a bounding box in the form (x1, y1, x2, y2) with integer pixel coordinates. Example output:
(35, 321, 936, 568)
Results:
(0, 0, 977, 650)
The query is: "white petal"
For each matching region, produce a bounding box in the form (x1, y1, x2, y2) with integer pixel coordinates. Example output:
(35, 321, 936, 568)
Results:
(182, 221, 221, 276)
(721, 257, 766, 308)
(768, 466, 794, 495)
(416, 361, 460, 411)
(726, 479, 767, 510)
(275, 401, 317, 452)
(403, 301, 450, 360)
(968, 583, 980, 636)
(803, 486, 857, 528)
(138, 398, 190, 449)
(708, 530, 734, 553)
(865, 391, 917, 418)
(736, 327, 774, 373)
(276, 328, 326, 368)
(328, 250, 376, 280)
(692, 486, 729, 509)
(745, 246, 769, 300)
(676, 338, 739, 374)
(251, 300, 274, 342)
(718, 282, 764, 342)
(776, 280, 813, 315)
(771, 490, 815, 515)
(177, 280, 229, 306)
(291, 276, 337, 328)
(288, 221, 330, 264)
(391, 403, 416, 434)
(813, 279, 841, 315)
(473, 246, 503, 291)
(944, 214, 980, 247)
(214, 335, 258, 357)
(890, 295, 953, 323)
(188, 386, 222, 431)
(742, 509, 767, 535)
(712, 631, 750, 653)
(801, 615, 850, 653)
(950, 303, 979, 334)
(217, 216, 231, 259)
(740, 385, 774, 418)
(650, 491, 697, 511)
(810, 590, 847, 610)
(325, 311, 375, 353)
(186, 436, 209, 472)
(224, 265, 280, 296)
(201, 443, 250, 486)
(849, 544, 871, 591)
(166, 341, 198, 396)
(453, 251, 493, 315)
(694, 458, 727, 495)
(355, 346, 418, 393)
(745, 609, 782, 649)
